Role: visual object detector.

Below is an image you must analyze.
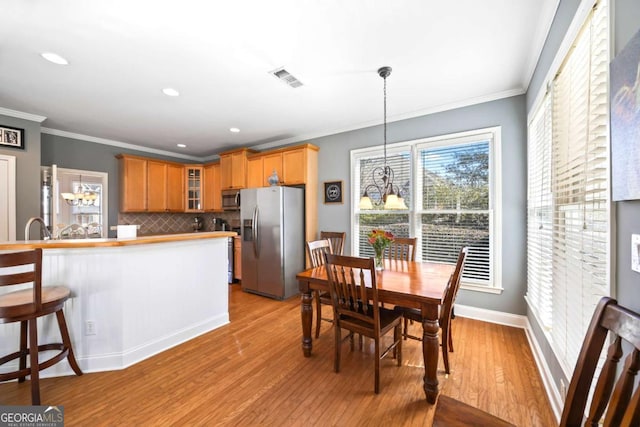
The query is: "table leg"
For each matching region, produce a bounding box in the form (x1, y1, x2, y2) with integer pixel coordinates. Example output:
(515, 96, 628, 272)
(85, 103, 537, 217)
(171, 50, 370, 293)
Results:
(301, 288, 313, 357)
(422, 304, 440, 403)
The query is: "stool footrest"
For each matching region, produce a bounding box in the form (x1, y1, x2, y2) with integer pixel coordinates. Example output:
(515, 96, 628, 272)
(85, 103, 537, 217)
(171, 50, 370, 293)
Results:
(0, 343, 73, 382)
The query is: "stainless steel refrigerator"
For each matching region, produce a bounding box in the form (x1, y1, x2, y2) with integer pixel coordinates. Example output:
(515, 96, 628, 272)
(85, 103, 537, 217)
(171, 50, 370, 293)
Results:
(240, 186, 304, 300)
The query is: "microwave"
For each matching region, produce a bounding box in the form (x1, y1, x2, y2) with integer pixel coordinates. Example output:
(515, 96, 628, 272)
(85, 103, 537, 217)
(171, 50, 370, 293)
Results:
(221, 189, 241, 211)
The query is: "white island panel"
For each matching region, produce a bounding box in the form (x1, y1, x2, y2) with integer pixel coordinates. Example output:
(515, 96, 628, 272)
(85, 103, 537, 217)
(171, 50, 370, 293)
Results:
(0, 236, 229, 377)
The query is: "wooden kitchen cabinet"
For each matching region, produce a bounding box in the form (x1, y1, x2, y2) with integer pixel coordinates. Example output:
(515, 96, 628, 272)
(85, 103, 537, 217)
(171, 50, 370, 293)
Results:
(282, 148, 306, 184)
(233, 236, 242, 281)
(166, 163, 184, 211)
(246, 156, 263, 188)
(147, 160, 184, 212)
(185, 166, 203, 212)
(203, 162, 221, 211)
(147, 160, 167, 211)
(263, 152, 283, 185)
(117, 154, 148, 212)
(220, 148, 256, 189)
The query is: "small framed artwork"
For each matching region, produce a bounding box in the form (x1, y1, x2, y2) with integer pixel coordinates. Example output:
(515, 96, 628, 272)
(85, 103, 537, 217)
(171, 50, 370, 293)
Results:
(324, 181, 343, 204)
(0, 125, 25, 150)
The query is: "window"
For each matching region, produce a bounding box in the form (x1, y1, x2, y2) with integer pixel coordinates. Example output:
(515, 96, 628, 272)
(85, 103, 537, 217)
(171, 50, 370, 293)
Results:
(351, 127, 501, 292)
(353, 145, 412, 259)
(526, 0, 610, 377)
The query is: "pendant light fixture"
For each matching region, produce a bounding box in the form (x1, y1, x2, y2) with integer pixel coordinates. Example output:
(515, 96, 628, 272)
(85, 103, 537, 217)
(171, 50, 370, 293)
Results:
(358, 66, 408, 210)
(61, 175, 98, 206)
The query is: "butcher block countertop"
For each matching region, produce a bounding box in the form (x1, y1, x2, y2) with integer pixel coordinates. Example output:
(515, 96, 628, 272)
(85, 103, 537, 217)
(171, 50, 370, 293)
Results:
(0, 231, 237, 250)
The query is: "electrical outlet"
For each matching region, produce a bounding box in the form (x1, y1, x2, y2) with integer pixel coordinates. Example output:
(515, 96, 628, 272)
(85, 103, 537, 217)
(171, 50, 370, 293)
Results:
(632, 234, 640, 273)
(85, 320, 97, 336)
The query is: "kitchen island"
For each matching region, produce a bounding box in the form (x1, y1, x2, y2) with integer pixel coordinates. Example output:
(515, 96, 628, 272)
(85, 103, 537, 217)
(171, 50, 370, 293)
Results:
(0, 232, 235, 377)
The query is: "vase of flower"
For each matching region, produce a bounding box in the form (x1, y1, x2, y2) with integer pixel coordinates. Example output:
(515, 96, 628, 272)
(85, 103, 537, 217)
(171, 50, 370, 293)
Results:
(368, 229, 394, 271)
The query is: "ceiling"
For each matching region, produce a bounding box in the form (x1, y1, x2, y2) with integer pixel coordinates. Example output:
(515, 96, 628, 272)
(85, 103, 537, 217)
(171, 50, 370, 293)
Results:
(0, 0, 558, 160)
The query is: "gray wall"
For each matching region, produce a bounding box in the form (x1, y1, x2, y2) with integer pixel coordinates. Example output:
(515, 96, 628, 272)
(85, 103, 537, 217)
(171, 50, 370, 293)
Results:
(525, 0, 640, 395)
(0, 114, 42, 240)
(306, 95, 528, 315)
(41, 133, 196, 237)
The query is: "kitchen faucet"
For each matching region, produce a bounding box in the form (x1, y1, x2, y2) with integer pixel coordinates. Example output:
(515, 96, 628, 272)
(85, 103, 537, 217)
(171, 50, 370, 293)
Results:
(25, 217, 52, 240)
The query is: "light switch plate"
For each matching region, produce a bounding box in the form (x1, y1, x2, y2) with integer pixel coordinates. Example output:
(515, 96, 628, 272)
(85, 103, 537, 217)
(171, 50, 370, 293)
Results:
(632, 234, 640, 273)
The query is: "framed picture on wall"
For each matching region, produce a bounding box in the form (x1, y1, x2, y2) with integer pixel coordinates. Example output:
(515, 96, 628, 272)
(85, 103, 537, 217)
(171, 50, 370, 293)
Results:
(0, 125, 24, 150)
(323, 181, 343, 204)
(611, 27, 640, 201)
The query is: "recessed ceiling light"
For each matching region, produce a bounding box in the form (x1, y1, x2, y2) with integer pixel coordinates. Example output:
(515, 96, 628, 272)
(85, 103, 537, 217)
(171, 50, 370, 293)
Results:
(162, 88, 180, 97)
(230, 127, 240, 133)
(177, 143, 186, 148)
(41, 52, 68, 65)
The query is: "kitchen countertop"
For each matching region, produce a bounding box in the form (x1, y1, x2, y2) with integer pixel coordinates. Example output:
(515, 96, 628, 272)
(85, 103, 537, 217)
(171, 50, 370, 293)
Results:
(0, 231, 237, 250)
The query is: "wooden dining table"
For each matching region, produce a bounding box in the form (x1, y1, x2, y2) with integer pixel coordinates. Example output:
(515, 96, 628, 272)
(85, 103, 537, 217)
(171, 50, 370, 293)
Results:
(296, 258, 455, 403)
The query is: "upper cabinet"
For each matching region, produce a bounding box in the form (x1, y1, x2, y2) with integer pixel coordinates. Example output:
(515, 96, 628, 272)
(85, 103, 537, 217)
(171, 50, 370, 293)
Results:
(220, 148, 256, 190)
(166, 163, 185, 211)
(185, 166, 203, 212)
(117, 155, 148, 212)
(147, 160, 184, 212)
(203, 162, 221, 211)
(245, 144, 318, 188)
(117, 154, 190, 213)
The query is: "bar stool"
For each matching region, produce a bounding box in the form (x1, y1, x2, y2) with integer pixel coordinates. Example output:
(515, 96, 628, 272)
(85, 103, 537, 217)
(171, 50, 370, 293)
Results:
(0, 248, 82, 404)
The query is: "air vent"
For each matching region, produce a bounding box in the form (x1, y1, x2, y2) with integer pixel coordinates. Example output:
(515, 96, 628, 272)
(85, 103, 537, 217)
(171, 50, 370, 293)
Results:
(269, 67, 303, 88)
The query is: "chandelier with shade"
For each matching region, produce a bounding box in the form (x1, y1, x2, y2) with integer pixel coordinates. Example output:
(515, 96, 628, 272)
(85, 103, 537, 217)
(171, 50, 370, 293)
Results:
(358, 66, 408, 210)
(61, 175, 98, 206)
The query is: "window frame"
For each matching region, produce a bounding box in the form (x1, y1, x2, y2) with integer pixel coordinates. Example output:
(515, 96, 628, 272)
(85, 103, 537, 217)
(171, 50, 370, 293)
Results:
(350, 126, 502, 294)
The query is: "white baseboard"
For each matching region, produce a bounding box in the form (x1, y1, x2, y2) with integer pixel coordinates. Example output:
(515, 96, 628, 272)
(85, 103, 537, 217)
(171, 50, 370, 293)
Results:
(454, 303, 528, 328)
(1, 314, 230, 378)
(524, 319, 563, 423)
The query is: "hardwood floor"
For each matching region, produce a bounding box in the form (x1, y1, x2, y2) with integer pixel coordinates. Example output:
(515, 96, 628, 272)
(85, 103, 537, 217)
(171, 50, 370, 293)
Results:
(0, 284, 556, 426)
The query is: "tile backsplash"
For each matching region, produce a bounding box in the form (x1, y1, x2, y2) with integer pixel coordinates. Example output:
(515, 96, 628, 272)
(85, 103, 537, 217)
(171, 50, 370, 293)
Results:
(117, 212, 240, 236)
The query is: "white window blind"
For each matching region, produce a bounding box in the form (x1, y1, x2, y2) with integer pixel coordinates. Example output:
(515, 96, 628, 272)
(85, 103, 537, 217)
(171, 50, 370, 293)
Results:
(526, 0, 609, 376)
(527, 95, 553, 329)
(417, 139, 492, 285)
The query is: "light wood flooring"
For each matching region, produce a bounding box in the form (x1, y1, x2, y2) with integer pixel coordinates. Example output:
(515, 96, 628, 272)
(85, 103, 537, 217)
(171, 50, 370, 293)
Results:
(0, 284, 556, 426)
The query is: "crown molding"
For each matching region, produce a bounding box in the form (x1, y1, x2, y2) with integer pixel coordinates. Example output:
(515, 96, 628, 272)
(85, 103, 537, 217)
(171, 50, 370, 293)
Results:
(0, 107, 47, 123)
(41, 128, 204, 162)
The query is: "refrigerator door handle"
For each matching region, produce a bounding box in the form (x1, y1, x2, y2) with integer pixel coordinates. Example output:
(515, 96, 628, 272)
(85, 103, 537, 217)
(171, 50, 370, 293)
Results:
(252, 206, 259, 258)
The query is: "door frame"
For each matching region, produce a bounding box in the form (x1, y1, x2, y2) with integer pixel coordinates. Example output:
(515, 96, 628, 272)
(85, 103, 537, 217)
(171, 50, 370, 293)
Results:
(0, 154, 16, 241)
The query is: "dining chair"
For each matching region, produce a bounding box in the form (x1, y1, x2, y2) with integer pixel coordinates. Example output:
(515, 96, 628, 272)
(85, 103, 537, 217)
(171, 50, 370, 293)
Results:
(0, 248, 83, 404)
(58, 223, 87, 239)
(394, 246, 468, 375)
(324, 253, 403, 394)
(385, 236, 417, 261)
(433, 296, 640, 426)
(319, 231, 346, 256)
(306, 239, 334, 338)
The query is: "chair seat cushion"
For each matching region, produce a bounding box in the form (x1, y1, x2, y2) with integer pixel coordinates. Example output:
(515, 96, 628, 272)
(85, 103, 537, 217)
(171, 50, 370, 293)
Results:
(0, 286, 71, 321)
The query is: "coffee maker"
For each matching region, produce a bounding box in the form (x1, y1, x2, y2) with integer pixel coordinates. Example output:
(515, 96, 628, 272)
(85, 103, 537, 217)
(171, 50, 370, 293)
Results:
(192, 216, 203, 232)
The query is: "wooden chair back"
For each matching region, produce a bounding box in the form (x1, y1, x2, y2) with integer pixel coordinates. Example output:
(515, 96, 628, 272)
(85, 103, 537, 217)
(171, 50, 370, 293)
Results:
(320, 231, 346, 255)
(439, 247, 468, 326)
(306, 239, 333, 268)
(386, 237, 417, 261)
(560, 297, 640, 426)
(0, 249, 42, 317)
(324, 254, 379, 331)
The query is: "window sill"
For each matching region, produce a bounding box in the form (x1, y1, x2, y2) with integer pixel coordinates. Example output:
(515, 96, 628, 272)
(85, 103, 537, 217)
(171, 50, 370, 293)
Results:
(460, 282, 504, 295)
